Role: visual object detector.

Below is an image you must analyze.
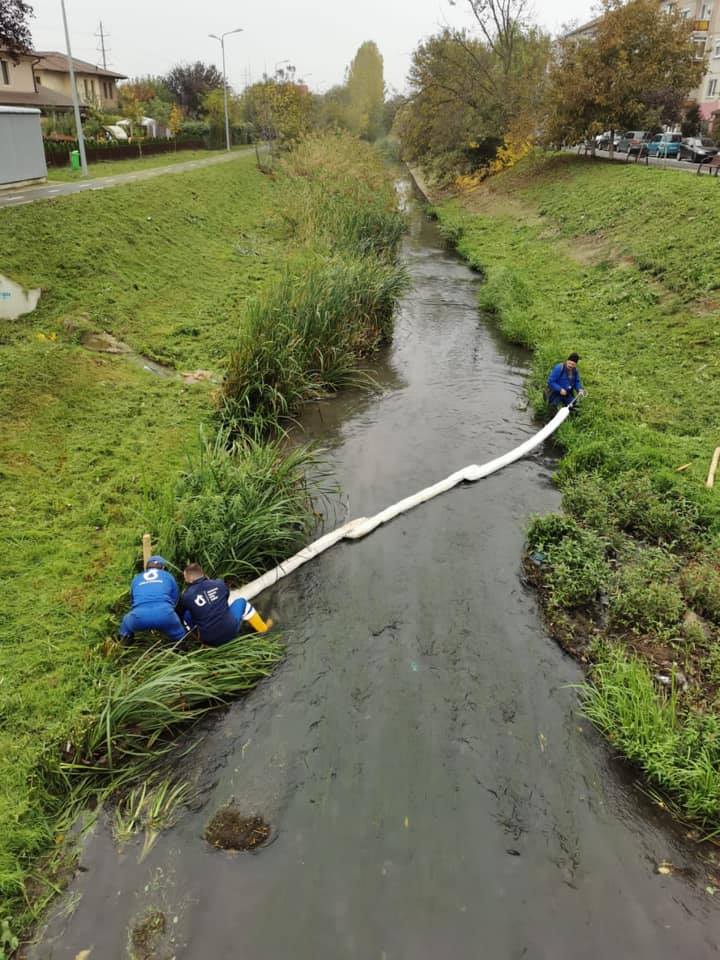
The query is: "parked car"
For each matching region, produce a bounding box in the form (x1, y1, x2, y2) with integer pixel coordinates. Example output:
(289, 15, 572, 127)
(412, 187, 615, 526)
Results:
(596, 130, 621, 151)
(679, 136, 719, 162)
(646, 133, 683, 158)
(617, 130, 654, 155)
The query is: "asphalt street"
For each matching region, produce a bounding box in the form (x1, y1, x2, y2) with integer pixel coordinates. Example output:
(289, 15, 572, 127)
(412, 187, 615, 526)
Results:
(0, 147, 254, 209)
(578, 145, 720, 176)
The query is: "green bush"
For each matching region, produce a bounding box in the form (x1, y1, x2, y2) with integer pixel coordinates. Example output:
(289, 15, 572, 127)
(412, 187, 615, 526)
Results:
(609, 548, 685, 637)
(156, 431, 318, 579)
(527, 514, 609, 609)
(681, 561, 720, 624)
(563, 471, 702, 547)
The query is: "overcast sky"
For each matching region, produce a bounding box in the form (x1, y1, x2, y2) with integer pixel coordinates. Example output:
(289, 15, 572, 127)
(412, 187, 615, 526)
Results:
(29, 0, 597, 93)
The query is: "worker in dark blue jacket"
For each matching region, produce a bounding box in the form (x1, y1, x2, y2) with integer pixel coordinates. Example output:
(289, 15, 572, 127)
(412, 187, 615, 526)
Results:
(180, 563, 271, 647)
(546, 352, 586, 407)
(119, 555, 188, 642)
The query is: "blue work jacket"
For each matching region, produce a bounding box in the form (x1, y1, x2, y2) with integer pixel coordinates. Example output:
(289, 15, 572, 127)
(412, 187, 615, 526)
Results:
(129, 568, 179, 608)
(547, 362, 583, 406)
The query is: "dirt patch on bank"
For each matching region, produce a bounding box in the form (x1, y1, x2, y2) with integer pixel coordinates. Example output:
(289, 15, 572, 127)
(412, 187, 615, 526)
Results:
(204, 807, 270, 851)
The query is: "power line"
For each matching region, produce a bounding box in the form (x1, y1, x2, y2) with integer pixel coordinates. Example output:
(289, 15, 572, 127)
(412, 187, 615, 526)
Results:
(94, 20, 110, 69)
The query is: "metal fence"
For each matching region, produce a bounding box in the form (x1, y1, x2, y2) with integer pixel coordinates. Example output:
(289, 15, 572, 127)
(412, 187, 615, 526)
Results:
(43, 138, 207, 167)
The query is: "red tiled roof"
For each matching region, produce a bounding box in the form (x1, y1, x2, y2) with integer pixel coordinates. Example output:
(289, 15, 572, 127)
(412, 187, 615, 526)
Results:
(33, 51, 126, 79)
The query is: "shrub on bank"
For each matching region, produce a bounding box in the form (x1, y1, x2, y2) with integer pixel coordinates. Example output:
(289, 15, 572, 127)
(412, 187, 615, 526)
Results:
(608, 548, 684, 639)
(527, 514, 610, 609)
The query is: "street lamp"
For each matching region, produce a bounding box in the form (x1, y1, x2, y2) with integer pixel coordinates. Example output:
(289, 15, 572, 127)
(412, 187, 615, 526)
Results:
(274, 59, 291, 77)
(60, 0, 88, 176)
(209, 27, 243, 152)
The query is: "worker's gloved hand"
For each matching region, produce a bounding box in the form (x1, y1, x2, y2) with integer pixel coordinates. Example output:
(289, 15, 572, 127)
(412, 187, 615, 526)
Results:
(578, 388, 587, 398)
(560, 389, 567, 396)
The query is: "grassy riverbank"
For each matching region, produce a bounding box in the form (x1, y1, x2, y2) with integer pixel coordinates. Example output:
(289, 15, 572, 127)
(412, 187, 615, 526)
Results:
(434, 154, 720, 833)
(0, 137, 405, 937)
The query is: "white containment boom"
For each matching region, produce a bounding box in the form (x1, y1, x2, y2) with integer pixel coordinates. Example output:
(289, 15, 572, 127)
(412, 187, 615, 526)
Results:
(230, 405, 571, 603)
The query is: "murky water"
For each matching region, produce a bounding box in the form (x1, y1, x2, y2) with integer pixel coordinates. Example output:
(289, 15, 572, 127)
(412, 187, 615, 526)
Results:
(31, 191, 720, 959)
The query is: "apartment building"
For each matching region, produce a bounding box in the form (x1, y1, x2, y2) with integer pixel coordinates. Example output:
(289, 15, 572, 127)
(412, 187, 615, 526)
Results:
(662, 2, 720, 120)
(565, 2, 720, 128)
(0, 49, 126, 112)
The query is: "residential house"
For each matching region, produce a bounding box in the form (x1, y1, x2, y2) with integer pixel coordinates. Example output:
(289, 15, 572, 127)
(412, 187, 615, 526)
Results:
(0, 48, 126, 113)
(0, 49, 73, 110)
(32, 52, 126, 111)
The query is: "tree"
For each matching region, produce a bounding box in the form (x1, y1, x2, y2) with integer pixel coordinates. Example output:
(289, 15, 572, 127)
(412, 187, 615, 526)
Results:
(165, 61, 223, 118)
(0, 0, 33, 59)
(544, 0, 706, 150)
(243, 76, 312, 145)
(395, 5, 548, 177)
(168, 103, 183, 137)
(346, 41, 385, 140)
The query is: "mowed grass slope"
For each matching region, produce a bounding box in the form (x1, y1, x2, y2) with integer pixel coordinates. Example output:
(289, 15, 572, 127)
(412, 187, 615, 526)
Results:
(0, 154, 287, 909)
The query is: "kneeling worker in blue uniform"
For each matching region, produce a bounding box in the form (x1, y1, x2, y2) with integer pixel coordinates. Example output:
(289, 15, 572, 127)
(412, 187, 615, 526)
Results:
(180, 563, 271, 646)
(120, 555, 188, 642)
(546, 352, 586, 408)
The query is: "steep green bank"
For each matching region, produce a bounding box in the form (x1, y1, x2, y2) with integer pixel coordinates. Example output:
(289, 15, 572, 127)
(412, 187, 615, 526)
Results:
(434, 154, 720, 832)
(0, 139, 405, 937)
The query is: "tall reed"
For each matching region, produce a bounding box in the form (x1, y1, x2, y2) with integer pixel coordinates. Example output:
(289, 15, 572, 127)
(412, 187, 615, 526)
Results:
(221, 256, 408, 437)
(156, 429, 322, 578)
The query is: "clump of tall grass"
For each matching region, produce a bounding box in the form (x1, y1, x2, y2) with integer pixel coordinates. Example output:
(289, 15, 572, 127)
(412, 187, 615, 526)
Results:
(278, 132, 406, 259)
(156, 429, 320, 579)
(582, 646, 720, 826)
(221, 255, 408, 436)
(46, 637, 282, 798)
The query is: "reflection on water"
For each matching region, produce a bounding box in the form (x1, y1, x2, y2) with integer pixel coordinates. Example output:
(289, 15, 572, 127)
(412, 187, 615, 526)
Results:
(0, 273, 40, 319)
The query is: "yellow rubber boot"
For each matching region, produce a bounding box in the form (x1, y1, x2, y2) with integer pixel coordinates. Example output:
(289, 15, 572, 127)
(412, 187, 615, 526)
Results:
(247, 609, 272, 634)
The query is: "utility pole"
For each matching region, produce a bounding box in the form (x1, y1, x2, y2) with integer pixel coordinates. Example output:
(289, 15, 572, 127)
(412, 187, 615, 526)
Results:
(60, 0, 88, 177)
(95, 20, 109, 70)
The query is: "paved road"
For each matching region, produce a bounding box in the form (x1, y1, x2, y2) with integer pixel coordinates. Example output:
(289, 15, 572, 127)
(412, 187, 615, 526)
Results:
(0, 148, 255, 209)
(576, 146, 719, 176)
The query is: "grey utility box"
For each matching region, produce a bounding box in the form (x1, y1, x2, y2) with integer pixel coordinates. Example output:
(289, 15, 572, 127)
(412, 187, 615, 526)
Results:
(0, 106, 47, 187)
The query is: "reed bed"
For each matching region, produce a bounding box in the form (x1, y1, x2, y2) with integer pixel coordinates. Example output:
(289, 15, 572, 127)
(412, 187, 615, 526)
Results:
(45, 637, 282, 798)
(221, 257, 407, 436)
(156, 430, 322, 578)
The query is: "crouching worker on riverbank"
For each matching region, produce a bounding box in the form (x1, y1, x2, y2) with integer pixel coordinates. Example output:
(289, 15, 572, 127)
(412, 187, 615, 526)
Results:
(180, 563, 272, 647)
(119, 556, 188, 643)
(546, 352, 586, 408)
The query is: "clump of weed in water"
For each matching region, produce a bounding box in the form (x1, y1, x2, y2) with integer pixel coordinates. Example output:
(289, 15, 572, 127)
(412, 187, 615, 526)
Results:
(205, 807, 270, 851)
(527, 513, 610, 610)
(130, 908, 166, 960)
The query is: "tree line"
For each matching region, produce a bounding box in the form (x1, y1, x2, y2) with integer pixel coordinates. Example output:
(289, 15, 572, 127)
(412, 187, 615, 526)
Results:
(394, 0, 707, 181)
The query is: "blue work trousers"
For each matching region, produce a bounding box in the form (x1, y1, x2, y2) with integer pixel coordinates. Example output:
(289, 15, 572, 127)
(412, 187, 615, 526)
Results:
(120, 602, 187, 642)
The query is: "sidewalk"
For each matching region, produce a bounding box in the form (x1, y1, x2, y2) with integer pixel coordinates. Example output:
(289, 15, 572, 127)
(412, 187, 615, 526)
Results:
(0, 147, 254, 209)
